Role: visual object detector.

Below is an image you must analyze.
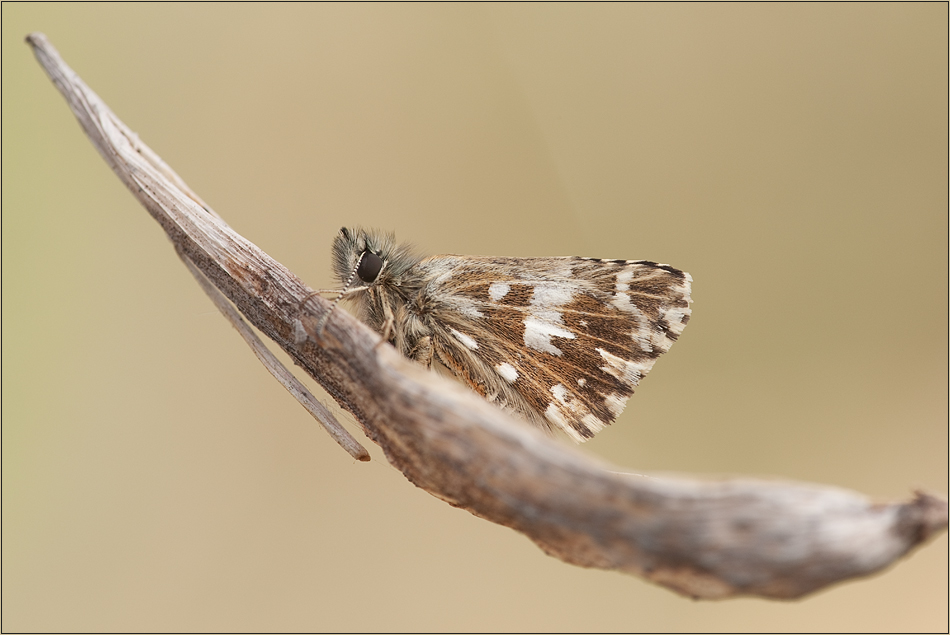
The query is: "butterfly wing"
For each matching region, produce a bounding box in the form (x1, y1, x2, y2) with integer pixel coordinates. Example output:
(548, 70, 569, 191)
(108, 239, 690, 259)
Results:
(413, 255, 691, 442)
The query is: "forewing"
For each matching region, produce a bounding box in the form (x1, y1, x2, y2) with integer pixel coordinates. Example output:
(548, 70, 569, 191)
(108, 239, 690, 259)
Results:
(415, 256, 691, 442)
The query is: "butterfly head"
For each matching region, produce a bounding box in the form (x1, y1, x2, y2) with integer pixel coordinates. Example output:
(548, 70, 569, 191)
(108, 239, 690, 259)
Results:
(332, 227, 423, 290)
(331, 227, 389, 289)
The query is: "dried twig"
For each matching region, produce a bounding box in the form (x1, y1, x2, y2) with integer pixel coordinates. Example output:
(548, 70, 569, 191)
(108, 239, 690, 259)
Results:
(27, 32, 946, 600)
(176, 246, 370, 461)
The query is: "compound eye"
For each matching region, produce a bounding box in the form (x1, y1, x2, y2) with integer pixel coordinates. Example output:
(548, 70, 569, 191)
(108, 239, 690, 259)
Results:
(356, 251, 383, 283)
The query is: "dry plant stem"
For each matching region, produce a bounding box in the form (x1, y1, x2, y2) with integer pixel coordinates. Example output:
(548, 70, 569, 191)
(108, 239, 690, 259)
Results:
(176, 247, 370, 462)
(22, 32, 366, 461)
(27, 32, 947, 600)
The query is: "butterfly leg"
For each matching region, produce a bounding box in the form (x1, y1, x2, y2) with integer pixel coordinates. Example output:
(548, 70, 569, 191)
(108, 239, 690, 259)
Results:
(407, 336, 434, 368)
(376, 292, 396, 348)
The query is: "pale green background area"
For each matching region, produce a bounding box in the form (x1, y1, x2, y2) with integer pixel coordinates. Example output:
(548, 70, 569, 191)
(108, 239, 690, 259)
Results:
(2, 4, 947, 632)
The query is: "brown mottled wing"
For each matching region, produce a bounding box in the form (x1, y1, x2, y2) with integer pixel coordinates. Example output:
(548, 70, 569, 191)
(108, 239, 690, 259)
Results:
(413, 256, 691, 442)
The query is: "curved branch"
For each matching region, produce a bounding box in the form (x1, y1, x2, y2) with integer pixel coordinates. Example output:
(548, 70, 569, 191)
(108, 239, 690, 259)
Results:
(27, 32, 946, 600)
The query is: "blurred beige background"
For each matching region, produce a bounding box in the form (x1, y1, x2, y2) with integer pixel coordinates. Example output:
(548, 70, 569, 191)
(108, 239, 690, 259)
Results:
(3, 4, 946, 632)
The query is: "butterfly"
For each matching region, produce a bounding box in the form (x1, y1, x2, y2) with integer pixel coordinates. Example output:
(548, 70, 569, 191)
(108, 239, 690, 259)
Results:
(327, 227, 692, 442)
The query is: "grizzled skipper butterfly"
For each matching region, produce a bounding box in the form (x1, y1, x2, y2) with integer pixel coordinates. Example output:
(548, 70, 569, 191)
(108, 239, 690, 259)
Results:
(326, 227, 691, 443)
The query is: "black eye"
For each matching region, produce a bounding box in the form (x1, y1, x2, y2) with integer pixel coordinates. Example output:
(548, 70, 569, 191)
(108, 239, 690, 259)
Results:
(356, 251, 383, 283)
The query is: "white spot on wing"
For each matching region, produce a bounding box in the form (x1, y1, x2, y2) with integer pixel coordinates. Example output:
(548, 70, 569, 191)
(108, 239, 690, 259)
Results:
(544, 402, 571, 432)
(523, 282, 576, 356)
(533, 284, 574, 307)
(450, 328, 478, 350)
(488, 282, 510, 301)
(660, 306, 689, 336)
(428, 261, 457, 285)
(495, 362, 518, 383)
(524, 318, 574, 356)
(577, 378, 586, 387)
(615, 269, 633, 291)
(611, 270, 653, 352)
(596, 347, 651, 386)
(582, 413, 607, 432)
(444, 296, 484, 319)
(550, 383, 569, 403)
(603, 392, 629, 417)
(544, 392, 607, 443)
